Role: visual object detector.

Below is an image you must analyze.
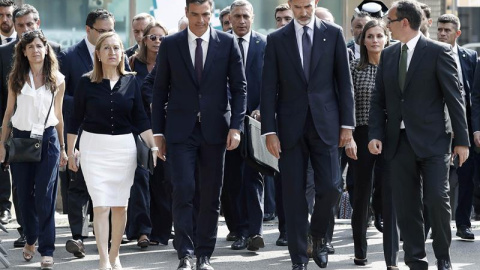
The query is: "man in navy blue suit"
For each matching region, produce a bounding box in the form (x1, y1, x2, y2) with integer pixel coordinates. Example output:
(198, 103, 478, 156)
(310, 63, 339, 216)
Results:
(223, 0, 266, 252)
(439, 14, 478, 241)
(151, 1, 246, 269)
(58, 9, 116, 259)
(261, 0, 354, 269)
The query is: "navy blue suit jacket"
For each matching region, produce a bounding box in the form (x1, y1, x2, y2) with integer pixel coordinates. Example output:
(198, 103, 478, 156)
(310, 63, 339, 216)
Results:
(457, 46, 477, 140)
(151, 27, 247, 145)
(261, 19, 355, 149)
(244, 31, 266, 114)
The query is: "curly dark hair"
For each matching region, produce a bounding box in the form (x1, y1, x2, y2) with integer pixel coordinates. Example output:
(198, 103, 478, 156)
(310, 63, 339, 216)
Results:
(8, 29, 59, 95)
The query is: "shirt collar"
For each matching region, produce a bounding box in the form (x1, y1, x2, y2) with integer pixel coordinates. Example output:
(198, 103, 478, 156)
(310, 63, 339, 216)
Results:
(1, 31, 16, 40)
(452, 43, 459, 55)
(402, 32, 422, 51)
(294, 17, 315, 34)
(187, 26, 211, 44)
(85, 37, 96, 58)
(233, 31, 251, 44)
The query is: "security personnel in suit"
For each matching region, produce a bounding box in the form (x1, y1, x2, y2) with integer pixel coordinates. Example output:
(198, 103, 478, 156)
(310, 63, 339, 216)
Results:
(151, 0, 246, 269)
(0, 3, 61, 248)
(369, 2, 469, 269)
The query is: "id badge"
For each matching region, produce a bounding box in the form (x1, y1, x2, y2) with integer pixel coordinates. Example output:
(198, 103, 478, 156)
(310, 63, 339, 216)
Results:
(30, 123, 44, 139)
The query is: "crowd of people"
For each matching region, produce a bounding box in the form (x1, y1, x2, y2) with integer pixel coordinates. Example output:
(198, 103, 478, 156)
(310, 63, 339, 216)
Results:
(0, 0, 477, 270)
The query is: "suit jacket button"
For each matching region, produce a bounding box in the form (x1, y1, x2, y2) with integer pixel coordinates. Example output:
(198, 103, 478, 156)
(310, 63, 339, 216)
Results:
(199, 94, 202, 99)
(401, 99, 404, 102)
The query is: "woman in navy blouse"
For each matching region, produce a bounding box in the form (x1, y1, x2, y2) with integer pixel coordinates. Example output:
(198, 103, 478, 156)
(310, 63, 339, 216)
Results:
(67, 32, 157, 270)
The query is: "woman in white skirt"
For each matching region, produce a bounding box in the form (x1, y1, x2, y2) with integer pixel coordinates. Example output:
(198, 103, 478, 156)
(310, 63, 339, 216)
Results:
(67, 32, 157, 270)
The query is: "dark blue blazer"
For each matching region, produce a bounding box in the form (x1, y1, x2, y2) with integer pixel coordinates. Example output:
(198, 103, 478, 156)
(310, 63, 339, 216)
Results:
(261, 19, 355, 149)
(151, 27, 247, 145)
(457, 46, 477, 140)
(244, 31, 266, 114)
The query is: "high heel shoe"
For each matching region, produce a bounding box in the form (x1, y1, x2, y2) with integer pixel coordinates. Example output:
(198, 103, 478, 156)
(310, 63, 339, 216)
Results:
(41, 256, 54, 269)
(22, 245, 35, 262)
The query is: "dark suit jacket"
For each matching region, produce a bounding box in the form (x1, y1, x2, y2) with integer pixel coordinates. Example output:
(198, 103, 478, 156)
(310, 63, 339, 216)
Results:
(0, 39, 61, 121)
(369, 35, 469, 160)
(151, 27, 247, 145)
(261, 19, 355, 149)
(243, 31, 266, 114)
(457, 46, 477, 141)
(125, 43, 139, 58)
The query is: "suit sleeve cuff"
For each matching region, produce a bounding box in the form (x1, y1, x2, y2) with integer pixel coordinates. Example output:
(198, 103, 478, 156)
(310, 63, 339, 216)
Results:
(154, 134, 164, 137)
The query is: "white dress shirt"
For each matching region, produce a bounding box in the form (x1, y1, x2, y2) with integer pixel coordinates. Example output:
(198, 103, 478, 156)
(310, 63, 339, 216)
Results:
(85, 37, 96, 63)
(294, 19, 314, 67)
(354, 43, 361, 59)
(187, 27, 210, 68)
(233, 31, 251, 65)
(0, 31, 15, 44)
(452, 44, 464, 86)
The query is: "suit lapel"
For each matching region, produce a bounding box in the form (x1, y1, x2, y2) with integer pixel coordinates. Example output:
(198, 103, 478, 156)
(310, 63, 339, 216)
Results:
(404, 35, 427, 92)
(245, 32, 258, 73)
(310, 19, 326, 78)
(177, 29, 198, 85)
(78, 40, 93, 71)
(457, 47, 469, 93)
(387, 43, 402, 97)
(282, 22, 307, 83)
(202, 27, 219, 84)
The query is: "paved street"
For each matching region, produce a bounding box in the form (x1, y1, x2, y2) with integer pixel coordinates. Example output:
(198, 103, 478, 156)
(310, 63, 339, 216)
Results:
(0, 215, 479, 269)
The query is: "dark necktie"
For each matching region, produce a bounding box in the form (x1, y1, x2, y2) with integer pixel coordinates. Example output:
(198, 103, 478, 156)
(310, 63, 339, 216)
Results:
(195, 38, 203, 83)
(5, 37, 12, 43)
(302, 26, 312, 81)
(398, 44, 408, 92)
(238, 37, 245, 66)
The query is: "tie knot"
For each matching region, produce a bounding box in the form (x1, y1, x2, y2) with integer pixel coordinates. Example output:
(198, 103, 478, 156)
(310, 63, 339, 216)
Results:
(5, 37, 12, 43)
(238, 37, 244, 43)
(303, 26, 309, 34)
(402, 44, 408, 52)
(196, 38, 202, 46)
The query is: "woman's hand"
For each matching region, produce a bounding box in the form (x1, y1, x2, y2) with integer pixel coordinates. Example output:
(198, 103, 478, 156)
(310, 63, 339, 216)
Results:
(59, 150, 68, 167)
(0, 144, 6, 163)
(68, 152, 79, 172)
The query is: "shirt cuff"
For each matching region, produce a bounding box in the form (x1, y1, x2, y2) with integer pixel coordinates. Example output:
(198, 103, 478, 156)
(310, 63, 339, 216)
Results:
(153, 134, 164, 137)
(262, 132, 276, 136)
(474, 131, 480, 134)
(341, 125, 355, 130)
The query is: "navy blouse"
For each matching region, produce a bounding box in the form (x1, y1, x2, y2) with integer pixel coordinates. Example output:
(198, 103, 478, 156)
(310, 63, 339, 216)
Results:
(68, 74, 151, 135)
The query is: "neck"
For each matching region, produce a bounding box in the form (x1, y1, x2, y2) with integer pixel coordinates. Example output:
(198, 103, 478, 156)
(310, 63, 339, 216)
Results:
(368, 52, 381, 65)
(30, 63, 43, 76)
(147, 52, 156, 65)
(0, 30, 12, 37)
(102, 66, 119, 80)
(400, 30, 419, 44)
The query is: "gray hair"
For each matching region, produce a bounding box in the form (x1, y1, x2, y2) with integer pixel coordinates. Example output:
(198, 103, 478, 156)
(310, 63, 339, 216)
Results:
(230, 0, 253, 13)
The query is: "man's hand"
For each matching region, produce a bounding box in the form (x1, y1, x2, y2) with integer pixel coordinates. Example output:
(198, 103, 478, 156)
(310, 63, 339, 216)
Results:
(474, 132, 480, 148)
(339, 128, 353, 147)
(453, 146, 469, 167)
(368, 139, 382, 155)
(251, 110, 261, 121)
(345, 139, 358, 160)
(266, 134, 281, 159)
(226, 129, 241, 150)
(154, 136, 166, 161)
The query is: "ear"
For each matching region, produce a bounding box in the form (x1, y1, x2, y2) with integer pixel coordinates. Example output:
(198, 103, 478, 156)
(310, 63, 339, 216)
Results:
(456, 30, 462, 39)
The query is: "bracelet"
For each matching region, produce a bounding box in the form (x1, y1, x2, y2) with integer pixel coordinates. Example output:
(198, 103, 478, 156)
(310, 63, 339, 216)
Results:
(60, 144, 65, 149)
(151, 147, 159, 151)
(67, 155, 75, 159)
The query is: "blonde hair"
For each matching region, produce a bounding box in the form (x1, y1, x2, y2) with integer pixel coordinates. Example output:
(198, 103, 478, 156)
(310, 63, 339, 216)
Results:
(89, 32, 135, 83)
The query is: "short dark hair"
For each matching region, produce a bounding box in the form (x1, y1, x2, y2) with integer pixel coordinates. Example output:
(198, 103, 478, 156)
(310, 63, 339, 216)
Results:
(0, 0, 15, 8)
(12, 4, 39, 23)
(185, 0, 213, 10)
(274, 3, 290, 19)
(393, 0, 422, 31)
(351, 11, 371, 24)
(420, 3, 431, 19)
(219, 6, 230, 22)
(85, 9, 115, 28)
(438, 13, 461, 31)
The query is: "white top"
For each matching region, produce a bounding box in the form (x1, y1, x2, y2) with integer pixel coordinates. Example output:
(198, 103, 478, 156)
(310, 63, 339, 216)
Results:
(187, 26, 210, 68)
(452, 44, 464, 86)
(12, 70, 65, 131)
(294, 18, 314, 67)
(401, 32, 422, 70)
(85, 37, 96, 63)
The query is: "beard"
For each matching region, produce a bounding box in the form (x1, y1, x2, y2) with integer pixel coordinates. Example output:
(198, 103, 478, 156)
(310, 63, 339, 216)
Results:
(0, 22, 12, 34)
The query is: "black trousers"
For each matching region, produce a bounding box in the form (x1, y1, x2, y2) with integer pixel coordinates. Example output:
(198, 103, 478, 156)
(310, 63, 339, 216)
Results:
(453, 150, 479, 228)
(126, 167, 152, 240)
(390, 131, 451, 269)
(279, 112, 340, 264)
(149, 158, 173, 245)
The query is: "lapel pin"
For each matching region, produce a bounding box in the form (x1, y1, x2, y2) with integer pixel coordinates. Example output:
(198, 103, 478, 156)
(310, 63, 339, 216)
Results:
(463, 54, 466, 58)
(256, 40, 259, 44)
(323, 38, 326, 41)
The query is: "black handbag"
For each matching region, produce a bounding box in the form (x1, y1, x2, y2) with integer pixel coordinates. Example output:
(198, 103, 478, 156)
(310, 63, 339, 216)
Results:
(6, 95, 54, 163)
(135, 135, 154, 175)
(240, 115, 280, 176)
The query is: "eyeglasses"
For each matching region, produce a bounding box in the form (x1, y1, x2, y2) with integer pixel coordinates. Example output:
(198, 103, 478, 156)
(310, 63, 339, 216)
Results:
(386, 17, 404, 25)
(146, 34, 165, 42)
(91, 27, 115, 34)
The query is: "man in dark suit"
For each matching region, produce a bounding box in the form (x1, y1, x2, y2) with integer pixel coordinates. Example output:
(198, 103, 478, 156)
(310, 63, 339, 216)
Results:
(437, 13, 478, 241)
(223, 0, 266, 252)
(125, 13, 154, 58)
(151, 1, 246, 269)
(347, 11, 371, 59)
(0, 3, 61, 248)
(0, 0, 16, 226)
(58, 9, 115, 258)
(368, 1, 469, 269)
(261, 0, 354, 269)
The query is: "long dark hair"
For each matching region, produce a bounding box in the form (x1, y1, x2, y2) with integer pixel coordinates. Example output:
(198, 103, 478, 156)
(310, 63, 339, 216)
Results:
(357, 19, 390, 70)
(9, 29, 58, 94)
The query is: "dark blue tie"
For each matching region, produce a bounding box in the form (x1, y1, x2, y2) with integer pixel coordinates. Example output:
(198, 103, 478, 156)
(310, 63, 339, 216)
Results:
(5, 37, 12, 43)
(302, 26, 312, 81)
(238, 37, 245, 66)
(195, 38, 203, 83)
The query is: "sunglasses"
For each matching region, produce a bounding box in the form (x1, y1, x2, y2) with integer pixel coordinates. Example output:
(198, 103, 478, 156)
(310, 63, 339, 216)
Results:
(146, 34, 165, 42)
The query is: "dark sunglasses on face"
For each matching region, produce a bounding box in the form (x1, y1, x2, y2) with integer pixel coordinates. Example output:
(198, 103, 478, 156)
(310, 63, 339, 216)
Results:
(147, 34, 165, 42)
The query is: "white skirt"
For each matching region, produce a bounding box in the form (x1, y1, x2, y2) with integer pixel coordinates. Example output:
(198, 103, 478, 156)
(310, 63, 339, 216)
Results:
(80, 131, 136, 207)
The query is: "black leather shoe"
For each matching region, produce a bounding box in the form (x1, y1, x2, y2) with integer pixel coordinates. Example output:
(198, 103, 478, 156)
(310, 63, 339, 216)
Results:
(436, 259, 452, 270)
(312, 238, 328, 268)
(354, 258, 367, 266)
(231, 236, 247, 250)
(456, 225, 475, 240)
(0, 210, 11, 225)
(276, 232, 288, 246)
(326, 242, 335, 254)
(263, 213, 276, 221)
(13, 234, 26, 248)
(374, 214, 383, 233)
(292, 263, 308, 270)
(196, 255, 214, 270)
(177, 256, 193, 270)
(65, 239, 86, 258)
(226, 232, 237, 241)
(247, 235, 265, 251)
